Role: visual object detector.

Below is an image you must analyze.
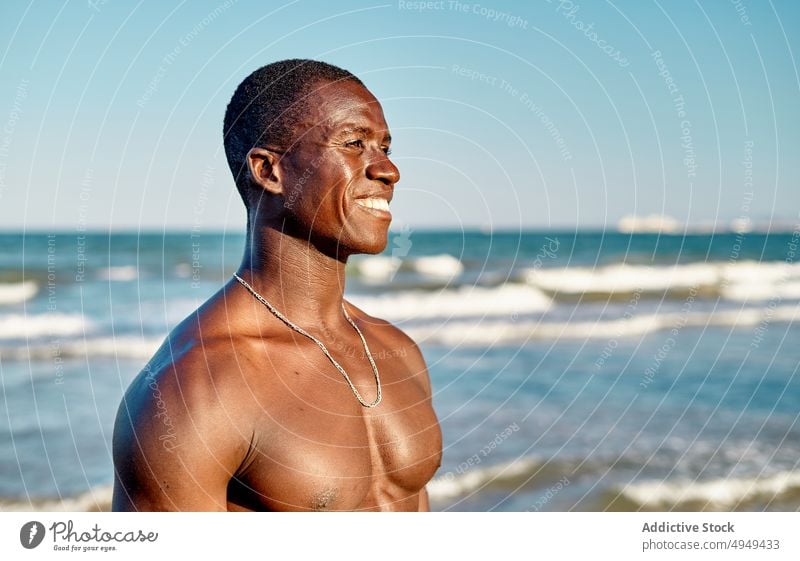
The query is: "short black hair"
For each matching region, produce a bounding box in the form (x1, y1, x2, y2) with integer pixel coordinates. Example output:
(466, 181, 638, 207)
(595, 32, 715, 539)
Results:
(223, 59, 364, 203)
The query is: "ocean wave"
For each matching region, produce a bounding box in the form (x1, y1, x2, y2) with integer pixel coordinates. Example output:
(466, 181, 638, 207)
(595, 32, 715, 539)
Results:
(411, 254, 465, 278)
(604, 470, 800, 511)
(351, 254, 464, 281)
(349, 283, 552, 321)
(406, 304, 799, 345)
(0, 313, 89, 339)
(525, 260, 800, 302)
(0, 485, 112, 512)
(0, 335, 163, 361)
(351, 256, 401, 280)
(428, 458, 561, 503)
(0, 281, 38, 305)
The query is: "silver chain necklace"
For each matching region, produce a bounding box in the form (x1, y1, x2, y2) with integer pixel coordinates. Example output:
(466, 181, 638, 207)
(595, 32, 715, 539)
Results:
(233, 273, 382, 408)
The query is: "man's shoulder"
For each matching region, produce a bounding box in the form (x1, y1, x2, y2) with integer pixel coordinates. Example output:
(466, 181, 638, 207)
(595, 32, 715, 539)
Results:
(113, 330, 256, 510)
(126, 330, 258, 417)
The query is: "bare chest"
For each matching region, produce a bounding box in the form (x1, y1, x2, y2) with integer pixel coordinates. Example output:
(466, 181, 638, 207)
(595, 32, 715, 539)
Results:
(227, 352, 442, 511)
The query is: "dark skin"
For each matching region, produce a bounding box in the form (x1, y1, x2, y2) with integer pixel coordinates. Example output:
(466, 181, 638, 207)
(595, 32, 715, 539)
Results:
(112, 80, 442, 511)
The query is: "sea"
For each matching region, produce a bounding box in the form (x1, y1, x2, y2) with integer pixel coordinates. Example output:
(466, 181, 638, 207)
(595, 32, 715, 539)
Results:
(1, 229, 799, 512)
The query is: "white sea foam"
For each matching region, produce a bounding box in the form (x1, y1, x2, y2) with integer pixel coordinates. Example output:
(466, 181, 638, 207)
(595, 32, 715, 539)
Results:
(525, 260, 800, 301)
(405, 304, 799, 345)
(0, 335, 163, 361)
(407, 316, 660, 346)
(97, 266, 138, 281)
(0, 485, 112, 512)
(427, 458, 545, 502)
(619, 470, 800, 510)
(0, 281, 38, 304)
(410, 254, 464, 278)
(527, 262, 716, 293)
(351, 256, 401, 280)
(0, 313, 89, 339)
(351, 254, 464, 281)
(349, 284, 552, 321)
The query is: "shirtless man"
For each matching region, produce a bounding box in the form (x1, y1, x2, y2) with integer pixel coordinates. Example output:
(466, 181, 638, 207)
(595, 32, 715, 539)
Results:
(112, 59, 442, 511)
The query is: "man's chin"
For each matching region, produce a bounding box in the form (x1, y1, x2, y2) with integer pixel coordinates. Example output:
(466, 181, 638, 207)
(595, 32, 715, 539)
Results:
(348, 234, 389, 256)
(337, 220, 390, 256)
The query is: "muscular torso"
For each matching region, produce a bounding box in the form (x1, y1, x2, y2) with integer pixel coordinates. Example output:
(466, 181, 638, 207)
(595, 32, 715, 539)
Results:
(225, 325, 441, 511)
(112, 289, 442, 512)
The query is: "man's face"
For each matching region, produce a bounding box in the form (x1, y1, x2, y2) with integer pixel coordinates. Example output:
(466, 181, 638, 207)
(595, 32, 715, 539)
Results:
(278, 80, 400, 257)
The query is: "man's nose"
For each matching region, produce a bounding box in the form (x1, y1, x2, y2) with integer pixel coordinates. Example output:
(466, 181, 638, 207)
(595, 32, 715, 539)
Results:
(365, 154, 400, 186)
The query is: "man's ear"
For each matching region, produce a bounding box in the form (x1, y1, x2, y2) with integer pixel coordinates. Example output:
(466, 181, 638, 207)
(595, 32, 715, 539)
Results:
(246, 147, 283, 196)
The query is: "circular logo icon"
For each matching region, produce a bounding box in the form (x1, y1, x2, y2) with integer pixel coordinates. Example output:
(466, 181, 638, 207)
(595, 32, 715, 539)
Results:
(20, 521, 45, 549)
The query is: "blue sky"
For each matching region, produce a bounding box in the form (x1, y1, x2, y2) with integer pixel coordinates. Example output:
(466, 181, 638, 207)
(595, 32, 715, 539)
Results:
(0, 0, 798, 230)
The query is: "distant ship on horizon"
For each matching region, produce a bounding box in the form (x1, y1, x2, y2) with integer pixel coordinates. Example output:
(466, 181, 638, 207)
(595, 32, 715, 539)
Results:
(617, 214, 797, 234)
(617, 214, 682, 233)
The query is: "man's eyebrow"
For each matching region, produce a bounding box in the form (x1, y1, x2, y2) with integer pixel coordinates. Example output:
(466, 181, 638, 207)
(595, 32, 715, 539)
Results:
(333, 125, 391, 142)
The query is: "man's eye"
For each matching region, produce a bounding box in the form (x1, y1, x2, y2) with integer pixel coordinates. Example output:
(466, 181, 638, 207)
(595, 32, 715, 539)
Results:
(345, 139, 364, 149)
(382, 146, 392, 156)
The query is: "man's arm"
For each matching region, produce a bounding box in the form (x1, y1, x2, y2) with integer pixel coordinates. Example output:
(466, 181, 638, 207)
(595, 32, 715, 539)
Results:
(111, 357, 250, 511)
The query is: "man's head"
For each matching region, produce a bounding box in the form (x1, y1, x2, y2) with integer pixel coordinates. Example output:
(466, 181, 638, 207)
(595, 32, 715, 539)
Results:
(223, 59, 400, 256)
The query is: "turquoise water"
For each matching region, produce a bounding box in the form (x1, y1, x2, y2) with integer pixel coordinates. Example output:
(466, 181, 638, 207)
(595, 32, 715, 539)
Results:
(1, 230, 798, 510)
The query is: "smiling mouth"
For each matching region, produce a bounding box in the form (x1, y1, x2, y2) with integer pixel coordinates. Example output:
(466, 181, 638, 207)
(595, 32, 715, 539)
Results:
(354, 197, 392, 218)
(354, 197, 390, 211)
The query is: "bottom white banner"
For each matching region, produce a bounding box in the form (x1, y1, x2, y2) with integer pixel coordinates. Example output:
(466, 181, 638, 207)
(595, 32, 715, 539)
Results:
(1, 512, 797, 560)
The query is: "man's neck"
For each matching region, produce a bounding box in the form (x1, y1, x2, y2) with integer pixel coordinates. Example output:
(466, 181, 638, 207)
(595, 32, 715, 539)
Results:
(237, 219, 349, 327)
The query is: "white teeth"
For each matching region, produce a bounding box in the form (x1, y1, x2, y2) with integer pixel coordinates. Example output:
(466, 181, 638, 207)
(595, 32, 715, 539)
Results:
(355, 198, 390, 212)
